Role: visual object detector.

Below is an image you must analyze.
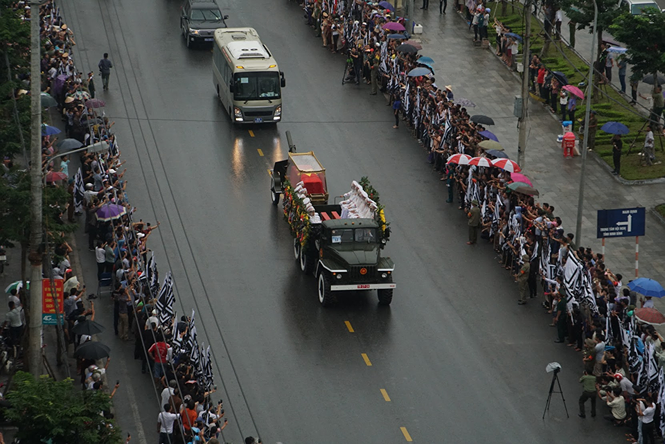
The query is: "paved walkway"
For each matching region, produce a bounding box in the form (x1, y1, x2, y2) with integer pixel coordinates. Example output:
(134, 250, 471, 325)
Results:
(404, 7, 665, 284)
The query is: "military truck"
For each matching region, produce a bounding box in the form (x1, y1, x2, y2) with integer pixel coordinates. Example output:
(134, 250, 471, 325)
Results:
(270, 133, 395, 306)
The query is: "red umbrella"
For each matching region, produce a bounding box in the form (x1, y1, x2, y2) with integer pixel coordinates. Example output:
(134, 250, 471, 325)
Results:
(446, 154, 472, 165)
(490, 158, 521, 173)
(468, 157, 492, 168)
(562, 85, 584, 99)
(45, 171, 67, 182)
(510, 172, 533, 187)
(635, 307, 665, 325)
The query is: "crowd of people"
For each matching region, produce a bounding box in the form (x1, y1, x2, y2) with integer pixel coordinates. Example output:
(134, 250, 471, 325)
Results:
(302, 0, 665, 441)
(4, 1, 237, 443)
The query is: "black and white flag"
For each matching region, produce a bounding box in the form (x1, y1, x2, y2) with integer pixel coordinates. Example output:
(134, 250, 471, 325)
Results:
(74, 168, 85, 213)
(155, 271, 175, 326)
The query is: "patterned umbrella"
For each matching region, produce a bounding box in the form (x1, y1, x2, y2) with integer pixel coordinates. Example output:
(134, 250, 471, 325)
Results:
(468, 157, 492, 168)
(635, 308, 665, 325)
(96, 203, 127, 222)
(4, 280, 28, 294)
(446, 154, 472, 165)
(491, 158, 521, 172)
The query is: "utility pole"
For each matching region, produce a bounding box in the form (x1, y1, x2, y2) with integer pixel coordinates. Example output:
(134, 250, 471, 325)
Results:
(517, 0, 531, 169)
(28, 0, 44, 377)
(575, 0, 598, 243)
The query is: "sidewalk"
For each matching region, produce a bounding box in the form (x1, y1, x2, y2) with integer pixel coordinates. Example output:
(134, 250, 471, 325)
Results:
(405, 8, 665, 283)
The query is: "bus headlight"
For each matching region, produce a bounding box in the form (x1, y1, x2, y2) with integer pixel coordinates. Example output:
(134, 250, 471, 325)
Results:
(233, 107, 243, 120)
(274, 105, 282, 117)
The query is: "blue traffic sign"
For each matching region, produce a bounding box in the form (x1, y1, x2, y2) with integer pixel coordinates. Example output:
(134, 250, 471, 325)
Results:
(597, 207, 646, 239)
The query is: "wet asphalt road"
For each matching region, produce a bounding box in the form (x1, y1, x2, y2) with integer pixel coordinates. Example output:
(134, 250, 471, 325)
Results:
(59, 0, 627, 442)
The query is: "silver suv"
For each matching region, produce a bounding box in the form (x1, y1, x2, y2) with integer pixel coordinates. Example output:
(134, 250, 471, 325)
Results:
(181, 0, 228, 48)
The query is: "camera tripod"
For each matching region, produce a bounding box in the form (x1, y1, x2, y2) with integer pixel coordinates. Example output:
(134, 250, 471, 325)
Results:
(543, 369, 569, 419)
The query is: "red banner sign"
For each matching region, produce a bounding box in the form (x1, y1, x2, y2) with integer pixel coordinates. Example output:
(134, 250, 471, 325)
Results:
(42, 278, 64, 314)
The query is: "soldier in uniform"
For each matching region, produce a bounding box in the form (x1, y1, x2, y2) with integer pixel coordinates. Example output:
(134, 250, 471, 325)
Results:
(466, 199, 481, 245)
(369, 50, 379, 95)
(517, 254, 530, 305)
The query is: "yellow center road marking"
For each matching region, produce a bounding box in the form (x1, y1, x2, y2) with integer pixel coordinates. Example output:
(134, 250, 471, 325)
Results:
(257, 148, 264, 157)
(380, 389, 391, 402)
(361, 353, 372, 366)
(344, 321, 354, 333)
(248, 130, 255, 137)
(267, 169, 272, 176)
(400, 427, 413, 442)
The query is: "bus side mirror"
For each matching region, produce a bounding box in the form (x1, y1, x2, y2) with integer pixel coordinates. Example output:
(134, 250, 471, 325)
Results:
(280, 72, 286, 88)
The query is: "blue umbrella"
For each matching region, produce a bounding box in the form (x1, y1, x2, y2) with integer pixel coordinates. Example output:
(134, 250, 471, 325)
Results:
(628, 278, 665, 298)
(486, 149, 509, 158)
(601, 121, 630, 135)
(388, 33, 406, 40)
(552, 71, 568, 85)
(504, 32, 522, 43)
(41, 124, 61, 136)
(417, 56, 435, 64)
(479, 130, 499, 142)
(378, 0, 395, 12)
(407, 67, 432, 77)
(418, 62, 435, 74)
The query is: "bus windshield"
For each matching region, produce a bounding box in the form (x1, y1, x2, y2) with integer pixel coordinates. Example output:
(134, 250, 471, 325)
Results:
(233, 72, 281, 101)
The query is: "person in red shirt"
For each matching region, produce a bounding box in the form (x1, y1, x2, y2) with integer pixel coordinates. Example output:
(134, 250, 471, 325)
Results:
(537, 65, 546, 98)
(148, 339, 171, 380)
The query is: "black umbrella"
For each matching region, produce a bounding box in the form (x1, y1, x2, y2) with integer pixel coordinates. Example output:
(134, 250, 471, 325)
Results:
(74, 340, 111, 360)
(396, 43, 418, 54)
(642, 73, 665, 85)
(72, 320, 105, 336)
(552, 71, 568, 85)
(470, 115, 495, 125)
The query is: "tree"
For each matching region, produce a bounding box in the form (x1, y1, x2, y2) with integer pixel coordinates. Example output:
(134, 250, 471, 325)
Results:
(610, 8, 665, 84)
(561, 0, 623, 96)
(6, 372, 123, 444)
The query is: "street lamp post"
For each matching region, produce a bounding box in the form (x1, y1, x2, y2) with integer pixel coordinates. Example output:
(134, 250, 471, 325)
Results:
(574, 0, 598, 243)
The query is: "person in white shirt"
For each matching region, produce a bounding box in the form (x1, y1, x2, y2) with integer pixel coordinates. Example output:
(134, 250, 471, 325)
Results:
(636, 395, 656, 444)
(642, 125, 655, 166)
(160, 380, 177, 411)
(642, 296, 655, 309)
(95, 242, 106, 277)
(157, 403, 179, 444)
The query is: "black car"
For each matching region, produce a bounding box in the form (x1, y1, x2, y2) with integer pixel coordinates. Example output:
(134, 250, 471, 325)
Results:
(180, 0, 228, 48)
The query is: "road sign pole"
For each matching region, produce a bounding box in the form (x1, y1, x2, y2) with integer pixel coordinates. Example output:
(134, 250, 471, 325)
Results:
(635, 236, 639, 278)
(601, 238, 605, 256)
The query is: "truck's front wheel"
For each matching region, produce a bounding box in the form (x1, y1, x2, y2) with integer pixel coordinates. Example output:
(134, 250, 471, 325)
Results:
(318, 272, 336, 306)
(293, 238, 300, 260)
(378, 289, 393, 306)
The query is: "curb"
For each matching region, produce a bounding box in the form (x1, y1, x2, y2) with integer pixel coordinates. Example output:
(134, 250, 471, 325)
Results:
(447, 9, 665, 186)
(651, 206, 665, 228)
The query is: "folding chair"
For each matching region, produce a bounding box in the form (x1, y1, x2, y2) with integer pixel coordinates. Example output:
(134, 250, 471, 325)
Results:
(97, 272, 113, 296)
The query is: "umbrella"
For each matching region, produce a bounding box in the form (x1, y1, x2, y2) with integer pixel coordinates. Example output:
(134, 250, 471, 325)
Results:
(84, 98, 106, 108)
(396, 43, 418, 54)
(96, 203, 127, 222)
(607, 46, 627, 55)
(417, 56, 435, 64)
(57, 138, 83, 151)
(470, 115, 494, 125)
(383, 22, 406, 32)
(446, 154, 472, 165)
(491, 158, 521, 172)
(419, 63, 435, 74)
(479, 130, 498, 142)
(378, 0, 395, 11)
(510, 172, 533, 186)
(404, 40, 423, 50)
(4, 280, 28, 294)
(634, 308, 665, 325)
(552, 71, 568, 85)
(45, 171, 68, 182)
(562, 84, 584, 99)
(387, 33, 406, 40)
(478, 140, 503, 151)
(642, 73, 665, 85)
(72, 320, 106, 336)
(601, 121, 630, 135)
(504, 32, 522, 43)
(628, 278, 665, 298)
(41, 125, 61, 136)
(469, 157, 492, 168)
(74, 341, 111, 360)
(454, 97, 476, 107)
(408, 67, 432, 77)
(507, 182, 539, 196)
(486, 149, 509, 158)
(40, 93, 57, 108)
